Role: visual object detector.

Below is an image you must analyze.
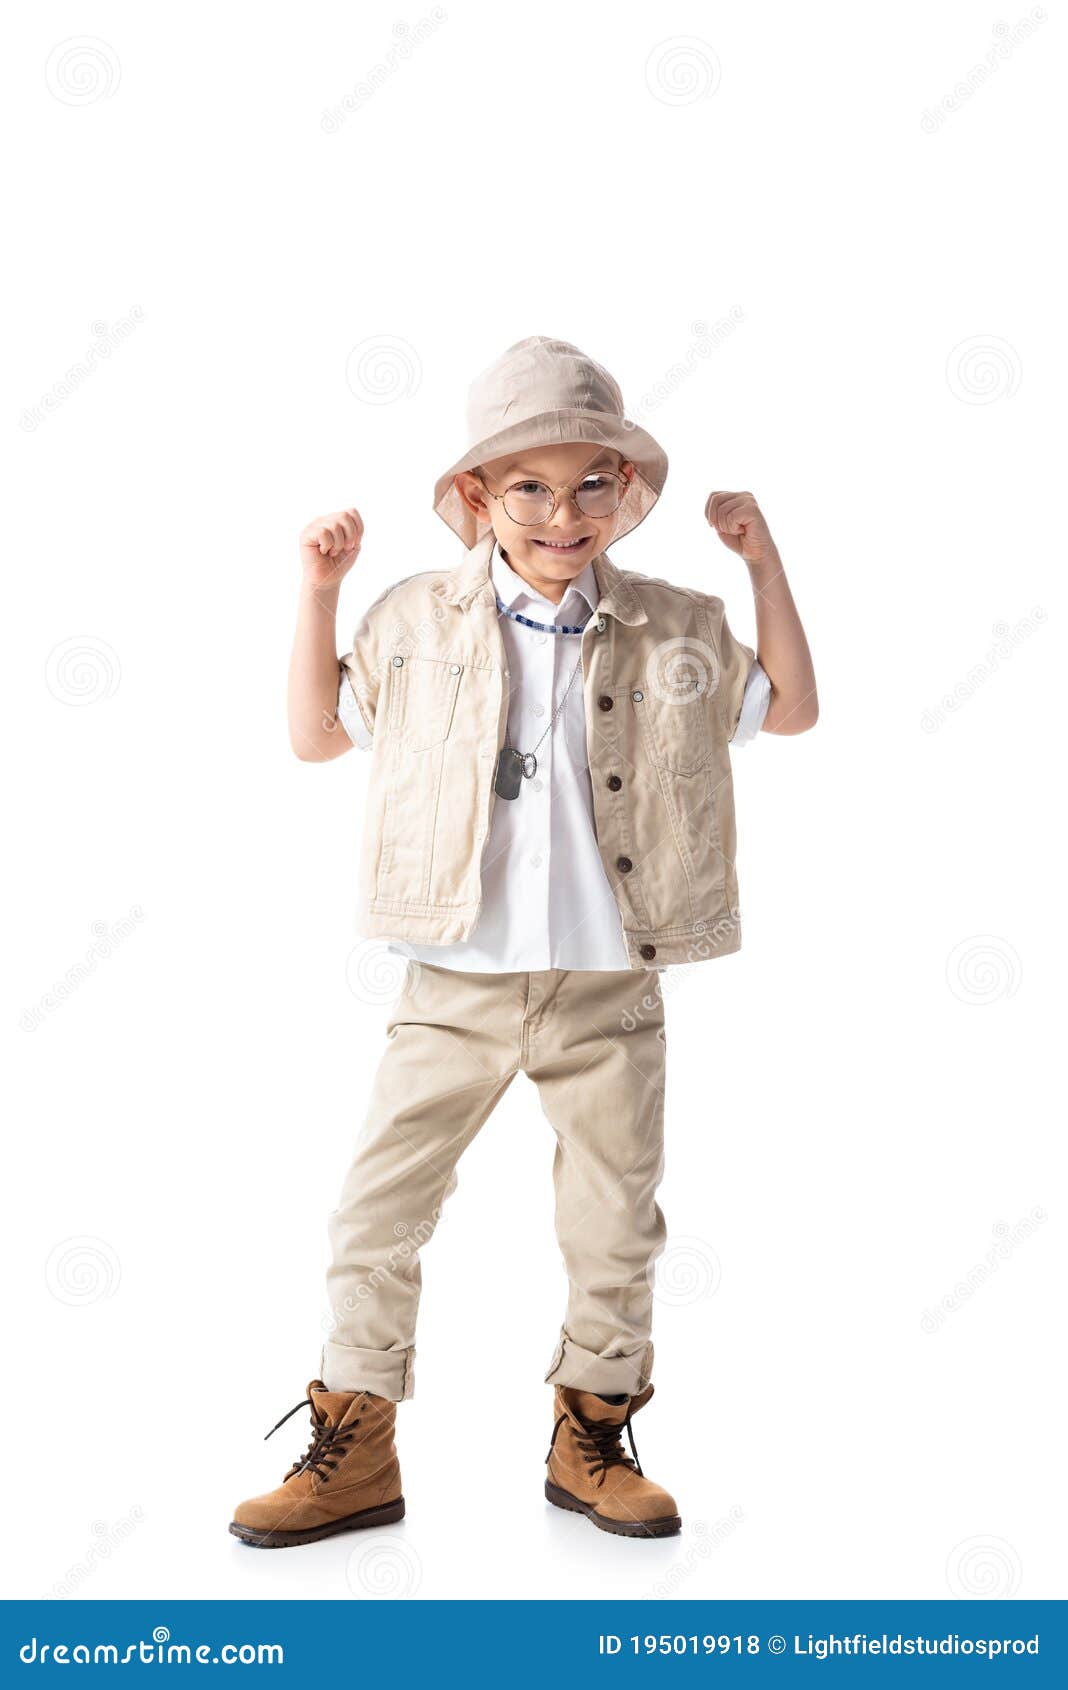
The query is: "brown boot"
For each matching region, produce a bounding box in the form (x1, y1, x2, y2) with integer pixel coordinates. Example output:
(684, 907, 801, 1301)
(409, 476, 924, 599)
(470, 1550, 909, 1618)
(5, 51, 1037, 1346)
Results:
(545, 1383, 681, 1538)
(230, 1379, 405, 1548)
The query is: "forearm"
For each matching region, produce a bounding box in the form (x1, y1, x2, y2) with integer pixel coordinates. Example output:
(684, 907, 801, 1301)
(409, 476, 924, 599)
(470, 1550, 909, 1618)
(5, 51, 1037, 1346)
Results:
(747, 550, 818, 734)
(287, 581, 350, 761)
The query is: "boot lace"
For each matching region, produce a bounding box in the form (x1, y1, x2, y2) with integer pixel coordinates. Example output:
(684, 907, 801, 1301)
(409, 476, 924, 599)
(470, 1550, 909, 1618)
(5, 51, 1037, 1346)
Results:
(546, 1406, 643, 1487)
(264, 1391, 363, 1485)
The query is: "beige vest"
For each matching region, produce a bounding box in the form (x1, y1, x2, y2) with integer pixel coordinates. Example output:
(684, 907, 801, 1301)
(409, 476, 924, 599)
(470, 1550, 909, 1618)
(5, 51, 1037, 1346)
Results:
(341, 532, 754, 970)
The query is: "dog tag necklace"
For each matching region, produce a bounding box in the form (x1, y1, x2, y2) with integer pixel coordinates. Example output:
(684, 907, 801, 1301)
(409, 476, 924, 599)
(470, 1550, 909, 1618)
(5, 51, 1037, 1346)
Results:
(493, 593, 586, 801)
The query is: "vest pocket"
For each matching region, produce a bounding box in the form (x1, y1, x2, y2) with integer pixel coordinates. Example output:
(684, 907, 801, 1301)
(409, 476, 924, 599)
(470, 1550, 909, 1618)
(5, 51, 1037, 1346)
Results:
(387, 655, 463, 751)
(631, 685, 716, 776)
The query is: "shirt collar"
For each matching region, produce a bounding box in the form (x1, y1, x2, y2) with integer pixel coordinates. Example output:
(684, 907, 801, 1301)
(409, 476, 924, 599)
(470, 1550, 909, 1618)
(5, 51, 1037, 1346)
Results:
(490, 541, 598, 621)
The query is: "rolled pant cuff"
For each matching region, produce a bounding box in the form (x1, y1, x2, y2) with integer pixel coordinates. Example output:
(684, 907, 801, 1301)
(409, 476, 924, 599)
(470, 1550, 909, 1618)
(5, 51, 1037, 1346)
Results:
(544, 1333, 653, 1397)
(320, 1340, 415, 1402)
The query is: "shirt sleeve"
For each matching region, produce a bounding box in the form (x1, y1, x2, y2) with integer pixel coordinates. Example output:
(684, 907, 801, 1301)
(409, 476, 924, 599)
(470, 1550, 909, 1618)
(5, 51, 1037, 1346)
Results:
(700, 596, 757, 740)
(337, 671, 374, 749)
(336, 590, 389, 749)
(730, 660, 771, 746)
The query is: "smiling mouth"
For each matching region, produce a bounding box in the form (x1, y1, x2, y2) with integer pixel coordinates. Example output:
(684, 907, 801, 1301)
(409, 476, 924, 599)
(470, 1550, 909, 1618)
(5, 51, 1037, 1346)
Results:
(530, 536, 593, 553)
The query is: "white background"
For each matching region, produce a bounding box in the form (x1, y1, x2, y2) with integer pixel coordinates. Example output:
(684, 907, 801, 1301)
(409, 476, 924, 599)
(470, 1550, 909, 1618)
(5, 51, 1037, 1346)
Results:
(4, 1, 1063, 1604)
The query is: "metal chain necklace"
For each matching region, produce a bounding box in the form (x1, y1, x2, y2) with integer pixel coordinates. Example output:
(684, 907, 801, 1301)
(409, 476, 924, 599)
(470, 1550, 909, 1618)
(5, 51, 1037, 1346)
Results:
(493, 593, 585, 801)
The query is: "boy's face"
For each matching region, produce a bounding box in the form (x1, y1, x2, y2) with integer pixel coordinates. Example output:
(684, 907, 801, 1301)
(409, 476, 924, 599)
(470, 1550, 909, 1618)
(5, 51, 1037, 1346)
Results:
(454, 442, 634, 596)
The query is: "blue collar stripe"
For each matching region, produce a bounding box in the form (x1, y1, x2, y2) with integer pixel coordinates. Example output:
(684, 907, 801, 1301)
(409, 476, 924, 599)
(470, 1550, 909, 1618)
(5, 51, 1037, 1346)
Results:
(495, 594, 586, 635)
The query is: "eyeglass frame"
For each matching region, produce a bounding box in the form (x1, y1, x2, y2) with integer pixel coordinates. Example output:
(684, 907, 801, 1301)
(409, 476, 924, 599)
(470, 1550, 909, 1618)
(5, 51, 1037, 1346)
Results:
(471, 465, 631, 527)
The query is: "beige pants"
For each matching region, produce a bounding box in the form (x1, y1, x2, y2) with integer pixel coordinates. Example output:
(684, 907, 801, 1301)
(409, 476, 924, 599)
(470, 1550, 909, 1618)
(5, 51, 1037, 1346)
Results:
(322, 960, 667, 1400)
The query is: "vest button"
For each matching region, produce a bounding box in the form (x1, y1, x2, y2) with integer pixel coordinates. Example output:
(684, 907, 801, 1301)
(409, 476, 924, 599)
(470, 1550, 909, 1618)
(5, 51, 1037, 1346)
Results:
(639, 944, 657, 961)
(616, 856, 633, 874)
(597, 694, 614, 711)
(607, 774, 622, 791)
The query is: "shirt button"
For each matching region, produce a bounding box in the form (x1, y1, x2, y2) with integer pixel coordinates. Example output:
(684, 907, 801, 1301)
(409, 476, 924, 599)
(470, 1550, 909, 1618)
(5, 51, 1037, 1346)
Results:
(639, 943, 657, 961)
(532, 704, 545, 717)
(532, 778, 543, 792)
(632, 689, 644, 702)
(450, 663, 461, 674)
(607, 774, 622, 791)
(531, 853, 542, 868)
(597, 695, 614, 712)
(392, 655, 404, 667)
(616, 856, 633, 874)
(596, 617, 607, 633)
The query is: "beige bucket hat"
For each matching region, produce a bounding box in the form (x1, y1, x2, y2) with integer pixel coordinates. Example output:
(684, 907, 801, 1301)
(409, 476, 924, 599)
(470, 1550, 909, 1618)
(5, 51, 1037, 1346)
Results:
(433, 335, 668, 549)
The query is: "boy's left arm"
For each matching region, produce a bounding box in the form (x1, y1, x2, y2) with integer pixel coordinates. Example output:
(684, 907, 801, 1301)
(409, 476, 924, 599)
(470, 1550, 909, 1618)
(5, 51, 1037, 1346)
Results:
(706, 491, 818, 735)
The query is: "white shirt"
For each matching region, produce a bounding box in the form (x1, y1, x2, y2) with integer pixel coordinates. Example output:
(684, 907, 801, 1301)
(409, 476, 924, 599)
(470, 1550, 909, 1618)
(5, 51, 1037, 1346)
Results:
(338, 544, 770, 972)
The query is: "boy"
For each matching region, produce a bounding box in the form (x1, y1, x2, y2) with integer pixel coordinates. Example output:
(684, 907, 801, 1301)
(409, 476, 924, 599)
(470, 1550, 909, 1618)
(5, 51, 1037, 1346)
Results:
(231, 336, 817, 1546)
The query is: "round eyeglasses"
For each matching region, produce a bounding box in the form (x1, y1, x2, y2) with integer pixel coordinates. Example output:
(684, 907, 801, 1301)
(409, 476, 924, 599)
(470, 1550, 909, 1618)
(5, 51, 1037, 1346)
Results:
(476, 469, 628, 527)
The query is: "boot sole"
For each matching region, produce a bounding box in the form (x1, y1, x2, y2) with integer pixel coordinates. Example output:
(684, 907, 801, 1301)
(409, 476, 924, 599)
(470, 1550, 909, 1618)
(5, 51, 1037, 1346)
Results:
(229, 1495, 405, 1548)
(545, 1479, 681, 1539)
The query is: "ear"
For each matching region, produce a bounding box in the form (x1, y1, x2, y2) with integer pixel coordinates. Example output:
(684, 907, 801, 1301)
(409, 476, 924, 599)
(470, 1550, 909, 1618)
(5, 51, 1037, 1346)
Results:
(454, 471, 491, 522)
(619, 459, 636, 486)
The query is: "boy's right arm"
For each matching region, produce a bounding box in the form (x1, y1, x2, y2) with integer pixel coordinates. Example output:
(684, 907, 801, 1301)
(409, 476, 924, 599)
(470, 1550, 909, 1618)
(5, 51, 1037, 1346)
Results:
(287, 508, 365, 762)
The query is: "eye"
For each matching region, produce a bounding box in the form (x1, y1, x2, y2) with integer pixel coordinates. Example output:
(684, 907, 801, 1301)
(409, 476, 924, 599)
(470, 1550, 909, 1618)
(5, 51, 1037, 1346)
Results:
(580, 475, 612, 490)
(511, 481, 547, 496)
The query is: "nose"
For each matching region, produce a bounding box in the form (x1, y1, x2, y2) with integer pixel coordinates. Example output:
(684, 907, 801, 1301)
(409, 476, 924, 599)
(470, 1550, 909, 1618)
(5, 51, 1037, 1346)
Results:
(546, 487, 585, 527)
